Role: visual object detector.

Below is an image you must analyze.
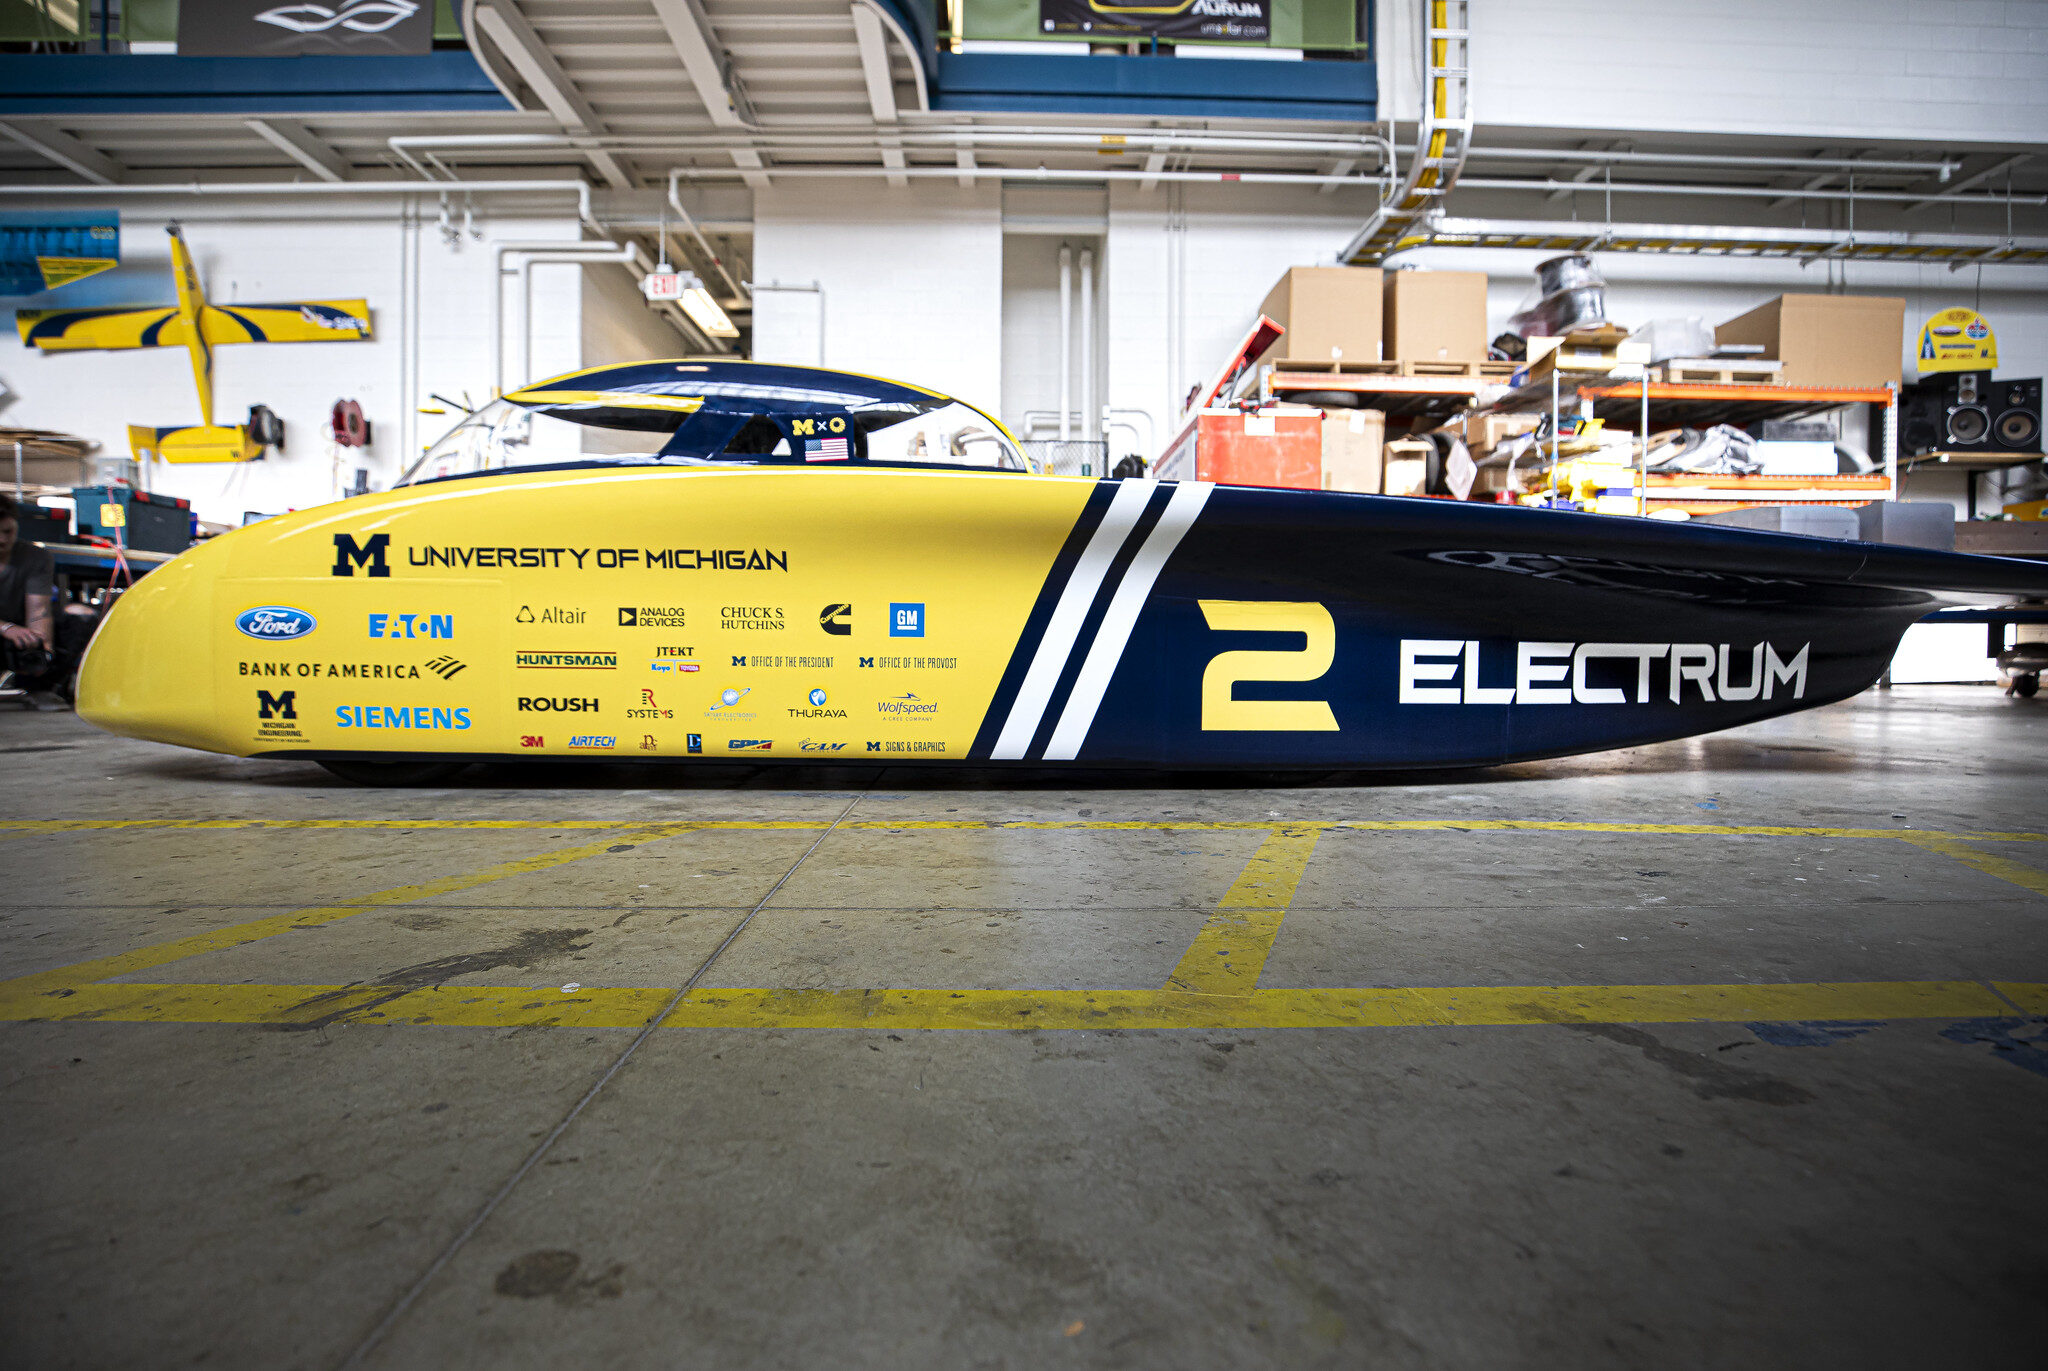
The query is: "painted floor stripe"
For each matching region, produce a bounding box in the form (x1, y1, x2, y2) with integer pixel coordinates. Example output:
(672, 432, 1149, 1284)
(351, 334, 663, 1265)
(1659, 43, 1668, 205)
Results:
(1897, 833, 2048, 899)
(0, 822, 701, 1012)
(0, 818, 2041, 840)
(1167, 826, 1321, 995)
(1, 979, 2025, 1032)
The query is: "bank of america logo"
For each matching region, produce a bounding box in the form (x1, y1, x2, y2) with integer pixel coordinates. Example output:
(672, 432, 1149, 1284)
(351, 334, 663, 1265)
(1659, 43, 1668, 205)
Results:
(256, 1, 418, 35)
(426, 656, 467, 679)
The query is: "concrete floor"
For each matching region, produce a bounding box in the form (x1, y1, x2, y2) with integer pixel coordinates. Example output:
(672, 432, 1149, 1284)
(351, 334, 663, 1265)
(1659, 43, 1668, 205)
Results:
(2, 686, 2046, 1370)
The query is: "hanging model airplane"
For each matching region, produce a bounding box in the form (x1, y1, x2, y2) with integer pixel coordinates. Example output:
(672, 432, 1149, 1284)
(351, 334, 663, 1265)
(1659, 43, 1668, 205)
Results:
(13, 224, 372, 463)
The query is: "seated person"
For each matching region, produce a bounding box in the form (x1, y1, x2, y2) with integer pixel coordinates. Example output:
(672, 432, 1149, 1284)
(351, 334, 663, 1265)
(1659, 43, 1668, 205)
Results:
(0, 495, 66, 707)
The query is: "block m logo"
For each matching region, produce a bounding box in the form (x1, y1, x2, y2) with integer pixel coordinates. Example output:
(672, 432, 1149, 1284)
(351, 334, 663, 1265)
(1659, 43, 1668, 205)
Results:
(332, 533, 390, 578)
(257, 690, 297, 720)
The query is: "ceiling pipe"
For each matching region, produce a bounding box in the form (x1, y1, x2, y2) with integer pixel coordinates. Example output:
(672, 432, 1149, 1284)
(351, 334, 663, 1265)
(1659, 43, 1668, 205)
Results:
(1460, 147, 1963, 177)
(0, 177, 597, 227)
(671, 164, 1387, 189)
(393, 129, 1392, 160)
(665, 170, 749, 303)
(1455, 176, 2047, 207)
(493, 240, 632, 397)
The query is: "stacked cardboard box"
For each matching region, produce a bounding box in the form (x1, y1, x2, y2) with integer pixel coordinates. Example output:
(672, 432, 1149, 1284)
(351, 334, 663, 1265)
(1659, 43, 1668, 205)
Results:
(1384, 270, 1489, 363)
(1260, 267, 1382, 366)
(1714, 294, 1905, 389)
(1319, 409, 1385, 492)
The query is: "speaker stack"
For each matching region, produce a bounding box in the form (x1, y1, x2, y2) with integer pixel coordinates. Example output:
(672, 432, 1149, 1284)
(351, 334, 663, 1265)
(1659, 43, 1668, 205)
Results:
(1902, 371, 2042, 455)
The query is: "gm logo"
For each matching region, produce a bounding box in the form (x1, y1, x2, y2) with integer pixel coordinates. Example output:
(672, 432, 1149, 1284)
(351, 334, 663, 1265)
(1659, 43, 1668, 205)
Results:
(332, 533, 389, 578)
(819, 603, 852, 636)
(890, 603, 924, 638)
(235, 606, 315, 641)
(257, 689, 297, 720)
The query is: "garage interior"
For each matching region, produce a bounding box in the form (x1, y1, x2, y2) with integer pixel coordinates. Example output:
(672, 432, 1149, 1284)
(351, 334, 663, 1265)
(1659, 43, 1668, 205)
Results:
(4, 1, 2048, 1366)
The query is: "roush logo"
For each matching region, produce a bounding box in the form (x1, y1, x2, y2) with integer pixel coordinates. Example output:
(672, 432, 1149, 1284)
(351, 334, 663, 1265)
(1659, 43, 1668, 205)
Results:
(1398, 640, 1811, 705)
(236, 606, 316, 641)
(518, 697, 598, 712)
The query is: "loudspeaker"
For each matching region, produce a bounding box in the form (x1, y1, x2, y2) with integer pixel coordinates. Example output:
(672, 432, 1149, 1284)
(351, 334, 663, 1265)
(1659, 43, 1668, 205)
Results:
(1903, 370, 1996, 454)
(1990, 376, 2042, 452)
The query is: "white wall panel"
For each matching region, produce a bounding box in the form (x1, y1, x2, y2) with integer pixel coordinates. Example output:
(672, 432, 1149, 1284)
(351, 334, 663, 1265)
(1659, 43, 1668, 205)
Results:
(1470, 0, 2048, 144)
(750, 182, 1004, 414)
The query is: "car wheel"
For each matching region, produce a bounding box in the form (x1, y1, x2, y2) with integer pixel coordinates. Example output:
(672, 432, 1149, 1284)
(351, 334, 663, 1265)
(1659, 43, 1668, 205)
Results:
(316, 758, 470, 786)
(2016, 673, 2041, 699)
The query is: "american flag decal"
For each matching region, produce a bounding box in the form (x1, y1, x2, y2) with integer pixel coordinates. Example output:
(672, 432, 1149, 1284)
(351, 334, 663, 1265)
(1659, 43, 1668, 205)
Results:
(804, 436, 850, 462)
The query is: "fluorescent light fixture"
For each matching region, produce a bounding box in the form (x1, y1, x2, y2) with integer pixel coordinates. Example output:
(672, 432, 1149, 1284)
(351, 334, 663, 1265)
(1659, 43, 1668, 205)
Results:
(678, 280, 739, 339)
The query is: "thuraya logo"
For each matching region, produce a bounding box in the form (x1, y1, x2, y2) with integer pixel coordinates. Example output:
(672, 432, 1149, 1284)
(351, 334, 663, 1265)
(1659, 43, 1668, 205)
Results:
(237, 606, 316, 640)
(808, 688, 828, 707)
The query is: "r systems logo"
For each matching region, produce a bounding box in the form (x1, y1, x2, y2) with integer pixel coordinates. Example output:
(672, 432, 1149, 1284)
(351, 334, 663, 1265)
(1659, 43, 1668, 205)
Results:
(332, 533, 390, 578)
(819, 604, 853, 636)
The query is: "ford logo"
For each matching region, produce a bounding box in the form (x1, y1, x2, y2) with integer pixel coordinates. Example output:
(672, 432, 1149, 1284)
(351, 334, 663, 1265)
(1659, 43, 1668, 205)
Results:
(236, 606, 317, 640)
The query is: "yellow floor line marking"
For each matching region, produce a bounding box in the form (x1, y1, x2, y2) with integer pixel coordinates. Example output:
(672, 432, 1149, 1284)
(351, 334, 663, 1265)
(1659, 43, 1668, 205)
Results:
(0, 818, 2042, 841)
(1166, 826, 1321, 995)
(1994, 982, 2048, 1014)
(1895, 834, 2048, 900)
(1, 978, 2023, 1031)
(0, 823, 701, 1014)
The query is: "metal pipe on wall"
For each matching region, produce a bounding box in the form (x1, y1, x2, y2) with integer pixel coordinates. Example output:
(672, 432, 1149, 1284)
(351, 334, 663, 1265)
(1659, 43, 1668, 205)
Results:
(1079, 246, 1095, 446)
(1058, 245, 1073, 445)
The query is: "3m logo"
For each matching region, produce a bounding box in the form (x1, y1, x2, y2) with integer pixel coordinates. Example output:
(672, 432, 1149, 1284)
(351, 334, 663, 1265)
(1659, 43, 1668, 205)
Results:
(257, 689, 297, 720)
(332, 533, 390, 578)
(520, 735, 544, 748)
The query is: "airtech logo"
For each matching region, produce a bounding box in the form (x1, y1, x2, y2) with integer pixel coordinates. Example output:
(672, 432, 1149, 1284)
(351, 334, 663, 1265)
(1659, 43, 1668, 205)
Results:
(332, 533, 389, 578)
(819, 603, 852, 636)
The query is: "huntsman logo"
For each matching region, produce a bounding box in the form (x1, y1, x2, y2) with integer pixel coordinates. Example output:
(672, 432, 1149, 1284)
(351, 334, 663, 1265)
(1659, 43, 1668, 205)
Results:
(255, 1, 418, 35)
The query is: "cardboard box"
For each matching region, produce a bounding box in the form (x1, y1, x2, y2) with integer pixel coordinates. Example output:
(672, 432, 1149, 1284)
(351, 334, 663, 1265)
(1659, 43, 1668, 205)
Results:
(1715, 293, 1905, 389)
(1382, 438, 1435, 497)
(1319, 408, 1385, 493)
(1260, 266, 1382, 365)
(1384, 270, 1488, 363)
(1462, 411, 1539, 455)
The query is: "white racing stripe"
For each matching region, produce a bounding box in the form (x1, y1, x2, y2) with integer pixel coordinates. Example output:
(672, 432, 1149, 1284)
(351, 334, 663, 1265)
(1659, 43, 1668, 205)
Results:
(989, 480, 1157, 760)
(1042, 482, 1213, 762)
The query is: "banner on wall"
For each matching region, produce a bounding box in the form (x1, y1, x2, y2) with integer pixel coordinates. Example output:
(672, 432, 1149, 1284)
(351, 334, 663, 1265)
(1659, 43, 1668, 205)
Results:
(1039, 0, 1271, 43)
(0, 212, 119, 297)
(178, 0, 433, 57)
(1916, 306, 1998, 373)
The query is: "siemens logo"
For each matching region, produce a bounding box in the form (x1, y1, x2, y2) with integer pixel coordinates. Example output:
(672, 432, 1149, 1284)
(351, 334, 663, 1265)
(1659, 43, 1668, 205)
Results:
(334, 705, 472, 730)
(1398, 640, 1810, 705)
(518, 697, 599, 712)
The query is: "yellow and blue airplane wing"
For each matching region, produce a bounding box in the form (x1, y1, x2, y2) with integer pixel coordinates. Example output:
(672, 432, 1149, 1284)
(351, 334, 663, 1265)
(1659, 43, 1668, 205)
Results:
(14, 305, 186, 350)
(15, 298, 370, 349)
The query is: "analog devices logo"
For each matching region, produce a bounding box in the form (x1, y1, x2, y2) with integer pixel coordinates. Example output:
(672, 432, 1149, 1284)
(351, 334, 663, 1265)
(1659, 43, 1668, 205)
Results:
(236, 606, 316, 641)
(620, 607, 687, 628)
(819, 603, 852, 636)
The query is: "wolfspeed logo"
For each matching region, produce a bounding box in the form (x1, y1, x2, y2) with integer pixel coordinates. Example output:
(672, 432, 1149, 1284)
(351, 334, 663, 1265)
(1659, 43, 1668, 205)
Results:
(876, 692, 938, 717)
(1398, 640, 1810, 705)
(516, 651, 617, 670)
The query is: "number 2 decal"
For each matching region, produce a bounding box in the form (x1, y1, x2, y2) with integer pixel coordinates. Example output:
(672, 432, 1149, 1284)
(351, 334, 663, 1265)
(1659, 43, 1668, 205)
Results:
(1197, 601, 1339, 731)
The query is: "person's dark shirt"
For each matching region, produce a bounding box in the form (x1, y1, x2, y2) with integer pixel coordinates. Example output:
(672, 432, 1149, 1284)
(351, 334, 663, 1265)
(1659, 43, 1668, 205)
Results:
(0, 540, 55, 629)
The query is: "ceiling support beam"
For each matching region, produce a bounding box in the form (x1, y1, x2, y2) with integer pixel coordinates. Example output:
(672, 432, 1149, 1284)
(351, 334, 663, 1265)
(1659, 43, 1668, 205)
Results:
(850, 3, 897, 123)
(0, 120, 123, 185)
(649, 0, 754, 128)
(1139, 152, 1166, 193)
(1906, 153, 2031, 214)
(1317, 158, 1356, 195)
(244, 119, 349, 182)
(472, 1, 632, 189)
(955, 147, 976, 190)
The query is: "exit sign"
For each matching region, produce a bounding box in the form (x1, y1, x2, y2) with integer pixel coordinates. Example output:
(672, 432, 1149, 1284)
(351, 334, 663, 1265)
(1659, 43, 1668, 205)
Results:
(642, 272, 685, 301)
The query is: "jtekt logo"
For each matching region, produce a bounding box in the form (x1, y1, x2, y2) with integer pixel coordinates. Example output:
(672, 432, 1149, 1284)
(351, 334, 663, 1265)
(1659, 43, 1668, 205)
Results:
(819, 603, 852, 636)
(517, 697, 599, 712)
(332, 533, 390, 578)
(257, 689, 297, 719)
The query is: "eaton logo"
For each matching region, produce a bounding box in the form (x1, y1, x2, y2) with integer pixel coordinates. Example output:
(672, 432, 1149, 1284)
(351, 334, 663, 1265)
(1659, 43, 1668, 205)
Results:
(889, 603, 925, 638)
(236, 606, 316, 641)
(368, 613, 453, 640)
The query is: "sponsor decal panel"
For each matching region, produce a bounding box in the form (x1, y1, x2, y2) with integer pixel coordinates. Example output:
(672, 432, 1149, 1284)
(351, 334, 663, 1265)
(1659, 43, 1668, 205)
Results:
(367, 613, 453, 640)
(236, 606, 316, 641)
(889, 603, 925, 638)
(518, 697, 599, 713)
(335, 705, 473, 730)
(516, 650, 617, 670)
(620, 607, 686, 628)
(722, 606, 785, 631)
